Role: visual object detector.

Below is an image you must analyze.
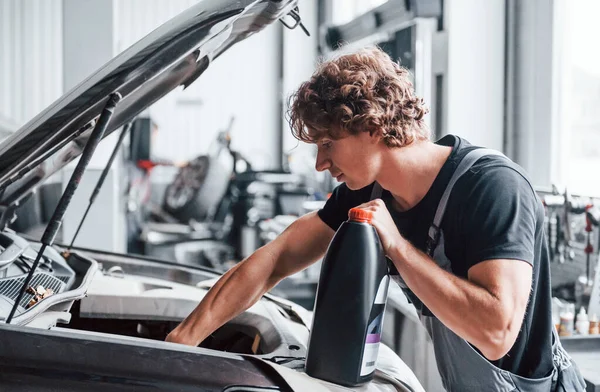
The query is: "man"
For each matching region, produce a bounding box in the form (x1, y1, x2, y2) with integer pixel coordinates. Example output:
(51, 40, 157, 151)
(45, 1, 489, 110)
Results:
(166, 47, 584, 391)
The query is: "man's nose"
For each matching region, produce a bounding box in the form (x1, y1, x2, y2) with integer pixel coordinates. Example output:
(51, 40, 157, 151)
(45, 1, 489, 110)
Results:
(315, 149, 331, 172)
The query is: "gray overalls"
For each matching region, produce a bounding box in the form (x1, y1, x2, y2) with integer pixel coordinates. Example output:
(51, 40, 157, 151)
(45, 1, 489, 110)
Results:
(371, 149, 586, 392)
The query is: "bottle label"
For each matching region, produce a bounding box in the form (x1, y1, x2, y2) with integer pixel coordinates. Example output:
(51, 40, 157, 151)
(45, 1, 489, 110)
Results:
(360, 275, 390, 376)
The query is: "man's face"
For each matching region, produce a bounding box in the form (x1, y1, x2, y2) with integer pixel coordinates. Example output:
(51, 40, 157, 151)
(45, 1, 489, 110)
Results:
(314, 131, 381, 190)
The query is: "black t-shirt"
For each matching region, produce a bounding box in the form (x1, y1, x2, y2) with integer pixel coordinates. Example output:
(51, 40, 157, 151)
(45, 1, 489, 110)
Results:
(317, 135, 554, 379)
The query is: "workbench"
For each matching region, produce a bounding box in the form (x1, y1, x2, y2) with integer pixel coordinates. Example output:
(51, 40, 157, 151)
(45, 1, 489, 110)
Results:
(561, 336, 600, 392)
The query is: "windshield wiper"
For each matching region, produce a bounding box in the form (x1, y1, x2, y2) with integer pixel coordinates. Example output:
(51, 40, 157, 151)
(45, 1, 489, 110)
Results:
(67, 120, 133, 251)
(6, 92, 122, 324)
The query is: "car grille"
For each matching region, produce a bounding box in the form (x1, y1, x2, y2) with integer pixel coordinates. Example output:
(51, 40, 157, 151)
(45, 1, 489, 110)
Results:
(0, 272, 65, 308)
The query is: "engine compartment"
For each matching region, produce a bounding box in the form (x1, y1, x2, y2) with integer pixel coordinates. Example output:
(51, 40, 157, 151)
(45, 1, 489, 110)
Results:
(0, 231, 423, 392)
(0, 229, 309, 360)
(64, 305, 266, 355)
(70, 263, 309, 358)
(0, 231, 97, 326)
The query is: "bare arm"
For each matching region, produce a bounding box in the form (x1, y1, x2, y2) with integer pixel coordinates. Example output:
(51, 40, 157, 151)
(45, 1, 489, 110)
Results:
(354, 198, 532, 361)
(390, 240, 532, 360)
(166, 211, 334, 346)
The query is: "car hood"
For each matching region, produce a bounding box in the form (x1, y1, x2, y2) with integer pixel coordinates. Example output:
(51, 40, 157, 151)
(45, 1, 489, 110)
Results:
(0, 240, 424, 392)
(0, 0, 297, 207)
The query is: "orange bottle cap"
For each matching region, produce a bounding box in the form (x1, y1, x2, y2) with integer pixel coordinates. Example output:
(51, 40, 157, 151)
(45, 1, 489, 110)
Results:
(349, 208, 372, 223)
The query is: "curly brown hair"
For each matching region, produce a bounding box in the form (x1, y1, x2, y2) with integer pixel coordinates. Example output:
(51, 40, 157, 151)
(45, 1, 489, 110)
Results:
(287, 46, 429, 148)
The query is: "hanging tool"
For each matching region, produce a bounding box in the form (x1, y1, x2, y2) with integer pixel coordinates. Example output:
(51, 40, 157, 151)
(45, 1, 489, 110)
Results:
(585, 206, 600, 282)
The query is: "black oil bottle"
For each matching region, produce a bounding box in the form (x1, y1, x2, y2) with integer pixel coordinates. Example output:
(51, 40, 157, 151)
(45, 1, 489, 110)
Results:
(305, 207, 390, 386)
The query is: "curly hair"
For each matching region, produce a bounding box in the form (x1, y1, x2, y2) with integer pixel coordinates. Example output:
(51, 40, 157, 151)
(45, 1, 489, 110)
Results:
(287, 46, 429, 148)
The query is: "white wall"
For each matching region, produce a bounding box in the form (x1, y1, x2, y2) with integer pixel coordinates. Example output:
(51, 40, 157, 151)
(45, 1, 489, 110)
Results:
(182, 26, 281, 169)
(0, 113, 18, 138)
(510, 0, 558, 187)
(1, 0, 318, 251)
(445, 0, 505, 151)
(114, 0, 282, 170)
(62, 0, 114, 92)
(61, 0, 315, 250)
(1, 0, 319, 171)
(0, 0, 63, 126)
(282, 0, 320, 174)
(61, 0, 125, 252)
(63, 0, 120, 170)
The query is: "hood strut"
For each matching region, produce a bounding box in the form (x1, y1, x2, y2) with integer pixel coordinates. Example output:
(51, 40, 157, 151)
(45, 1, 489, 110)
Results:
(68, 120, 132, 251)
(6, 92, 121, 324)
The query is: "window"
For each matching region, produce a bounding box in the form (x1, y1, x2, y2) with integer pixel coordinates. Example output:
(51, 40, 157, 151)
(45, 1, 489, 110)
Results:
(554, 0, 600, 196)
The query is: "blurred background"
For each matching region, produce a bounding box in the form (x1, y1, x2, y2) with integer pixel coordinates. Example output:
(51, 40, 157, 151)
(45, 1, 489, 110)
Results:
(1, 1, 599, 389)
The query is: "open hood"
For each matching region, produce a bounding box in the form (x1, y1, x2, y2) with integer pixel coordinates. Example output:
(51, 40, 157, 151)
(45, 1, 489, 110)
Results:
(0, 0, 298, 208)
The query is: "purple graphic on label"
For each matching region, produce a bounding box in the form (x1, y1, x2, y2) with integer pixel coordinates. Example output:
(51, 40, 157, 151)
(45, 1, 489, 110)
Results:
(366, 333, 381, 343)
(365, 312, 383, 343)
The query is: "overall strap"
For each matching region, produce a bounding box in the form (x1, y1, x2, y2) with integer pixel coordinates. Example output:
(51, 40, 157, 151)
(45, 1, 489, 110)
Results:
(370, 182, 383, 200)
(426, 148, 507, 255)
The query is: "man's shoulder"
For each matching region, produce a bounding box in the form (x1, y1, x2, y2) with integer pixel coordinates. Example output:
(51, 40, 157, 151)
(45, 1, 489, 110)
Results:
(461, 155, 534, 193)
(444, 148, 539, 215)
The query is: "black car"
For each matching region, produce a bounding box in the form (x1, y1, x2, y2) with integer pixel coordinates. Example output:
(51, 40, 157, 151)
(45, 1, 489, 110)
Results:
(0, 1, 423, 391)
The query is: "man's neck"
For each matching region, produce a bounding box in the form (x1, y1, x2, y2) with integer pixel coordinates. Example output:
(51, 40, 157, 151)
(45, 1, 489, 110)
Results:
(376, 140, 452, 211)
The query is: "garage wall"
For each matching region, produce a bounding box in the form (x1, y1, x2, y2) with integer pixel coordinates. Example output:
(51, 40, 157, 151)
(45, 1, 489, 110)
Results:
(282, 0, 321, 179)
(0, 0, 63, 127)
(114, 0, 281, 171)
(445, 0, 505, 151)
(0, 0, 315, 170)
(507, 0, 556, 188)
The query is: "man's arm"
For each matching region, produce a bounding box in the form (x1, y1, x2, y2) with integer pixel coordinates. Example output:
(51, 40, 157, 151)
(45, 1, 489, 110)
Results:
(166, 211, 334, 346)
(389, 241, 531, 360)
(353, 196, 533, 361)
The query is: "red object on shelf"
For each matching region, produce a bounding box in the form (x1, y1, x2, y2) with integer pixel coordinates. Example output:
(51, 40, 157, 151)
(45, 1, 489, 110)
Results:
(136, 159, 157, 171)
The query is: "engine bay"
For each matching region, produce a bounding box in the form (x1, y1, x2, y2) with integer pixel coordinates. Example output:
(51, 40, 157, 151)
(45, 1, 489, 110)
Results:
(65, 309, 266, 355)
(0, 229, 309, 360)
(0, 231, 97, 326)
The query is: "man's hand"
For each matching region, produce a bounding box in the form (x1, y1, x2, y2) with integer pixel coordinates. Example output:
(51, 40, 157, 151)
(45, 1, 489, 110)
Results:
(386, 235, 531, 360)
(165, 326, 200, 347)
(162, 211, 333, 348)
(353, 199, 404, 255)
(355, 199, 531, 360)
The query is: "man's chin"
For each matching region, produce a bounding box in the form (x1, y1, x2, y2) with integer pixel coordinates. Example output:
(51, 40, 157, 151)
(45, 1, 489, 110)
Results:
(344, 179, 372, 191)
(345, 180, 359, 190)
